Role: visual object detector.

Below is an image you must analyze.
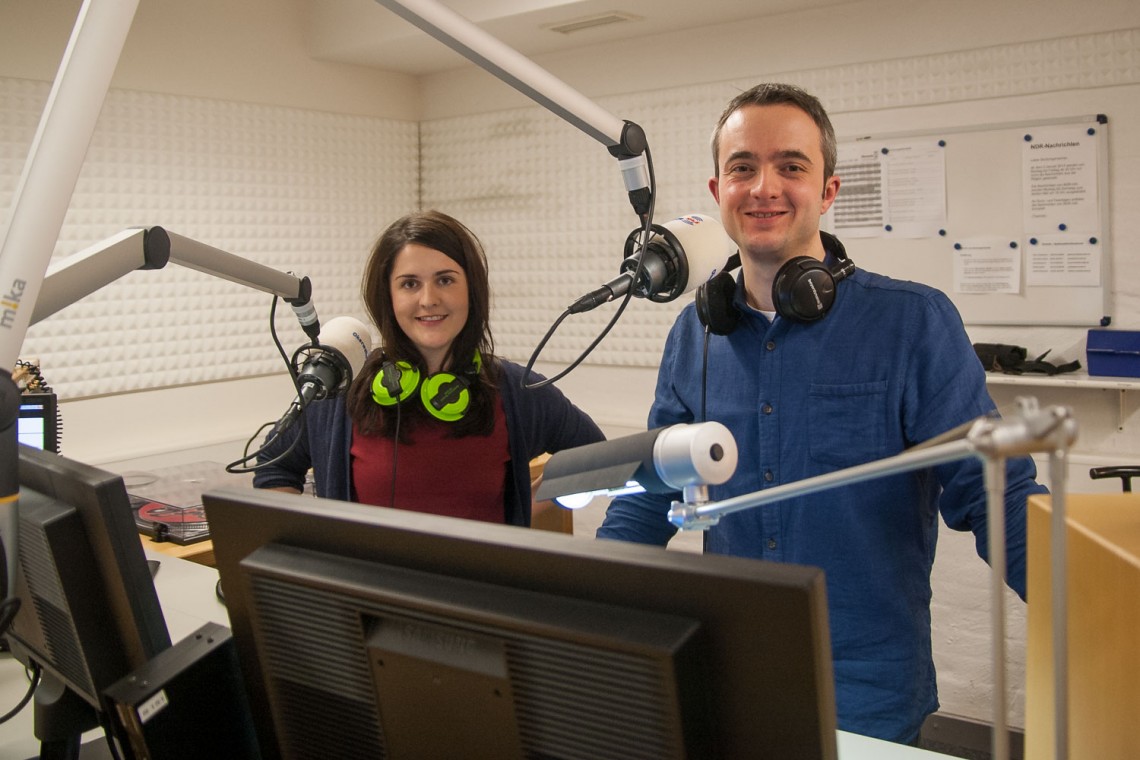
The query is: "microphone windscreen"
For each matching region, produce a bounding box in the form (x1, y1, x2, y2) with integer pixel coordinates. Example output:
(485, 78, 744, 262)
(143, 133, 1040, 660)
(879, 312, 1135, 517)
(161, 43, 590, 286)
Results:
(659, 214, 738, 295)
(319, 316, 373, 380)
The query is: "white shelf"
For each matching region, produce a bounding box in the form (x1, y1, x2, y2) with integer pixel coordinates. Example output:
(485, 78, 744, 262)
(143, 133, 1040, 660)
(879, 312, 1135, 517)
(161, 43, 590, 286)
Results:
(985, 371, 1140, 430)
(985, 371, 1140, 391)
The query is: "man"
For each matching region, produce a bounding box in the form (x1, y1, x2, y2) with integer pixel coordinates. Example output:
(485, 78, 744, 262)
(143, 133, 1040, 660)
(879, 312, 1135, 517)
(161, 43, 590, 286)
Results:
(596, 83, 1047, 745)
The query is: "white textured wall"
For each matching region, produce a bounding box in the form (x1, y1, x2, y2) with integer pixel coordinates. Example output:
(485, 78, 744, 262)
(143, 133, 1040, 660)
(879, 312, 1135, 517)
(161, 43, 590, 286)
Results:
(1, 0, 420, 464)
(0, 0, 419, 119)
(1, 77, 419, 460)
(422, 31, 1140, 370)
(4, 79, 418, 396)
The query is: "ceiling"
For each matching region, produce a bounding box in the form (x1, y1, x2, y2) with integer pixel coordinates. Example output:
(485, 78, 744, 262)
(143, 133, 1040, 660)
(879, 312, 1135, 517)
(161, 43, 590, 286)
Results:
(306, 0, 858, 76)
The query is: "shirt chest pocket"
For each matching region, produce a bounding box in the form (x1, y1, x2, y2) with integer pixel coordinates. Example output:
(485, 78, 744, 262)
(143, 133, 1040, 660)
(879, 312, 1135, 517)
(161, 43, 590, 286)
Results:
(807, 380, 889, 469)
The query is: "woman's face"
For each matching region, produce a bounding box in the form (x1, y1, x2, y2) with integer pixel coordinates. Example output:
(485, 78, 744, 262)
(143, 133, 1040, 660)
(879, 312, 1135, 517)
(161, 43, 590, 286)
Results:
(388, 243, 469, 374)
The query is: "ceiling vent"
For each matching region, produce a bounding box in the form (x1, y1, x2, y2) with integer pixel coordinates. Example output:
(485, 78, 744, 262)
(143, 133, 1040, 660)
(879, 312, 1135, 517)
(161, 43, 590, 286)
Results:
(544, 12, 641, 35)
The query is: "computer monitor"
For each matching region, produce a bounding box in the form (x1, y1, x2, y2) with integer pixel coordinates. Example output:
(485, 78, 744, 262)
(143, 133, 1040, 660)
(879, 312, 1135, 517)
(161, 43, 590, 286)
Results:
(204, 487, 838, 760)
(17, 392, 60, 453)
(6, 445, 172, 757)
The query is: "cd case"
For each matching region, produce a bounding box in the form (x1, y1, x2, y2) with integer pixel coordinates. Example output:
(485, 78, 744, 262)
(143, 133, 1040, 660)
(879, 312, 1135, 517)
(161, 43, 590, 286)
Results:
(126, 462, 254, 545)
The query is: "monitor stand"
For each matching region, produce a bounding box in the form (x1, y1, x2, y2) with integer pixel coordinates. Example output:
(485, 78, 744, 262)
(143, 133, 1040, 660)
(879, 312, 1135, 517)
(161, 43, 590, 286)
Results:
(31, 674, 113, 760)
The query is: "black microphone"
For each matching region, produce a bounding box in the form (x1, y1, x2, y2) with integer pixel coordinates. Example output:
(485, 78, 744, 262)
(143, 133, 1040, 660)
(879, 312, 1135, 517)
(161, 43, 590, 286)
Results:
(276, 316, 373, 430)
(569, 213, 736, 314)
(286, 276, 321, 342)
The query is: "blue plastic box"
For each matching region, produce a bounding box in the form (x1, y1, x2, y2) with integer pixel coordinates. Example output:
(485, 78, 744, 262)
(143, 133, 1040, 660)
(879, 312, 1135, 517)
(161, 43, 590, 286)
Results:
(1086, 329, 1140, 378)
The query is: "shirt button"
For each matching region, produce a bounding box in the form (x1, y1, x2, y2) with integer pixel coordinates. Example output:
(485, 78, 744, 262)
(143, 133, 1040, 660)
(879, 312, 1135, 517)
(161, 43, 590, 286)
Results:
(762, 403, 773, 415)
(765, 340, 776, 351)
(764, 470, 774, 482)
(767, 538, 777, 550)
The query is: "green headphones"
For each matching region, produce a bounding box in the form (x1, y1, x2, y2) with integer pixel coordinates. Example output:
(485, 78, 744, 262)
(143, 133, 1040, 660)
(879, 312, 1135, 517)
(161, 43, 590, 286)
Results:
(370, 351, 482, 422)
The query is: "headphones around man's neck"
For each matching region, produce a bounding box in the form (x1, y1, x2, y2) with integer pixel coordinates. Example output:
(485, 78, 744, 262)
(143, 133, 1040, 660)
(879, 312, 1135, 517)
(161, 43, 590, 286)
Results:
(695, 230, 855, 335)
(370, 351, 482, 422)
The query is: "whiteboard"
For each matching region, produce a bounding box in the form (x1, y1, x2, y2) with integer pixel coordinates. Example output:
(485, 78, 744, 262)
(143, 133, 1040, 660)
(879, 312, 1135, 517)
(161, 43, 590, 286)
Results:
(830, 115, 1110, 327)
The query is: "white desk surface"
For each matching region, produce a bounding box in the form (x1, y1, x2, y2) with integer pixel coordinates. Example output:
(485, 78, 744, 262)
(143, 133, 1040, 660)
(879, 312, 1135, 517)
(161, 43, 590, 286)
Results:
(0, 552, 950, 759)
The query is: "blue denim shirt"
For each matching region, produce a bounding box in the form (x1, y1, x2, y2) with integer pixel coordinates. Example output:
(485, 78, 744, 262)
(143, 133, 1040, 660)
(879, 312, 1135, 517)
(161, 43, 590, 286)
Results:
(598, 266, 1046, 744)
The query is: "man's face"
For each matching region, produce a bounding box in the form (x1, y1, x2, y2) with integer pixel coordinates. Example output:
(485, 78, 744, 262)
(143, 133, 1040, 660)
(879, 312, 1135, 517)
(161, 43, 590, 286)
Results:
(708, 103, 839, 269)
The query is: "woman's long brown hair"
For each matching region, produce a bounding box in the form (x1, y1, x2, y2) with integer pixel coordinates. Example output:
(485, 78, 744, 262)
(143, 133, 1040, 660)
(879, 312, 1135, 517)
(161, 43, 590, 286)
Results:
(346, 210, 499, 440)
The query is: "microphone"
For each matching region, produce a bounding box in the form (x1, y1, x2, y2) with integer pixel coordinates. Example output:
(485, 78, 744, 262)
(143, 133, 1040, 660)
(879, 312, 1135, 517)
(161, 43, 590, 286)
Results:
(285, 275, 321, 342)
(569, 213, 737, 314)
(277, 316, 373, 430)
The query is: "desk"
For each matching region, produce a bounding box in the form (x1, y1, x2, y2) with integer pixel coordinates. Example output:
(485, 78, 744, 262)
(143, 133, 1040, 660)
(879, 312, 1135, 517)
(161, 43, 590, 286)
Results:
(0, 550, 951, 759)
(138, 454, 572, 567)
(529, 452, 574, 534)
(127, 460, 249, 568)
(1025, 492, 1140, 760)
(141, 533, 216, 566)
(143, 547, 230, 640)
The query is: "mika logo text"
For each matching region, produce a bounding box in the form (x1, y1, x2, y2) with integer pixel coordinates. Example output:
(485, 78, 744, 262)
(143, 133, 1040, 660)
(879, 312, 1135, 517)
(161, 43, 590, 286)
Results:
(1, 279, 27, 329)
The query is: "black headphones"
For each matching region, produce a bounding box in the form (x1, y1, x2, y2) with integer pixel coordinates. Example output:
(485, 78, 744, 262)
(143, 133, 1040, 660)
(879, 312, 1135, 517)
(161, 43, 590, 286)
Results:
(370, 351, 482, 422)
(696, 231, 854, 335)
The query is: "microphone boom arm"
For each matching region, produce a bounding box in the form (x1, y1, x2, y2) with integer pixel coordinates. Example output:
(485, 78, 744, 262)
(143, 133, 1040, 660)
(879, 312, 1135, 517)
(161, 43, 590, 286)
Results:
(29, 226, 313, 327)
(373, 0, 650, 214)
(667, 398, 1078, 760)
(373, 0, 644, 155)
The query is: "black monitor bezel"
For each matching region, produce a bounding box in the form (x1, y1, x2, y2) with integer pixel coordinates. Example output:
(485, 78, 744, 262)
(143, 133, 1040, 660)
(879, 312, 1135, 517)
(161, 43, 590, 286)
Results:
(204, 487, 838, 760)
(9, 445, 171, 709)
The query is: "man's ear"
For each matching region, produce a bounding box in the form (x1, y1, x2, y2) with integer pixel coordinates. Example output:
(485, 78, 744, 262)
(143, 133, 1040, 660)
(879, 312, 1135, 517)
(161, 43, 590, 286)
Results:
(820, 175, 841, 214)
(708, 175, 721, 205)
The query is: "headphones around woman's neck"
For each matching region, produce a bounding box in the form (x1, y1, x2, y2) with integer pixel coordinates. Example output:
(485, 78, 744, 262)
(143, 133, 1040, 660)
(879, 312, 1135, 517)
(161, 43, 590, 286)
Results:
(695, 231, 855, 335)
(370, 351, 482, 422)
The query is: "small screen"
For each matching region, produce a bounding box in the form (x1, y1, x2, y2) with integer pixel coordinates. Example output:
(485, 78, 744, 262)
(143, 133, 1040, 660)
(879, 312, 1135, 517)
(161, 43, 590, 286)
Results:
(18, 393, 59, 452)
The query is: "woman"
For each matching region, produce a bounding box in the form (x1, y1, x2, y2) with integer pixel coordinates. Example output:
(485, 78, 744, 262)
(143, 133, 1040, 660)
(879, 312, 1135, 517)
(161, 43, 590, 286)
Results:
(253, 210, 605, 526)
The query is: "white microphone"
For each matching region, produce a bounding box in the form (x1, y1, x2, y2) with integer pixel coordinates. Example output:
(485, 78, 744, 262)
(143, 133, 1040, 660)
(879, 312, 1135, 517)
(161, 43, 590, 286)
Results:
(569, 213, 736, 314)
(277, 316, 373, 429)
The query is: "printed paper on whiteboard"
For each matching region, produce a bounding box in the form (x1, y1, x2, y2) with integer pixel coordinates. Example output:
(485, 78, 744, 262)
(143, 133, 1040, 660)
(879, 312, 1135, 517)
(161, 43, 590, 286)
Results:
(881, 139, 947, 238)
(829, 144, 885, 238)
(953, 238, 1021, 294)
(1022, 125, 1099, 234)
(1025, 234, 1101, 287)
(828, 139, 947, 239)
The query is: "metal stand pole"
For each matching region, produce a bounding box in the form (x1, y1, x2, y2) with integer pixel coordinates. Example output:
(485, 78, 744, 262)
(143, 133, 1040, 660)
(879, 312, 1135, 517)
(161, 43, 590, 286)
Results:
(1048, 448, 1070, 760)
(984, 456, 1009, 760)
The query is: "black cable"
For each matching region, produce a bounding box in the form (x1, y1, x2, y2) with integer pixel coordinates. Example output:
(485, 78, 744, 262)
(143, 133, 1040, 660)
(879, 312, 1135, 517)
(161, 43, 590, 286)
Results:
(0, 595, 20, 640)
(522, 146, 658, 390)
(0, 661, 40, 725)
(98, 711, 125, 760)
(14, 360, 62, 452)
(389, 402, 402, 509)
(225, 296, 312, 474)
(241, 421, 277, 460)
(701, 325, 711, 423)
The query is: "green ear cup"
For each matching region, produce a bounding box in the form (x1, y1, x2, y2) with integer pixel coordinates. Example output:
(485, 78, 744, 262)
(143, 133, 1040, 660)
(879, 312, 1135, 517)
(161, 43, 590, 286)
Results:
(371, 360, 421, 405)
(419, 372, 471, 422)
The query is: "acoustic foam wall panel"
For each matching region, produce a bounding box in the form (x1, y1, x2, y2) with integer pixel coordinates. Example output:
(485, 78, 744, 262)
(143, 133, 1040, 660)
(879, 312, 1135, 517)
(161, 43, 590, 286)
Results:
(2, 79, 418, 399)
(420, 27, 1140, 369)
(5, 26, 1139, 394)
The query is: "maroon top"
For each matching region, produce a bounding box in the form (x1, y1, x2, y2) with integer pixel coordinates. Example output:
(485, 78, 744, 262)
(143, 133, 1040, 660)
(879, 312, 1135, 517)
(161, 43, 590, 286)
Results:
(350, 398, 510, 523)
